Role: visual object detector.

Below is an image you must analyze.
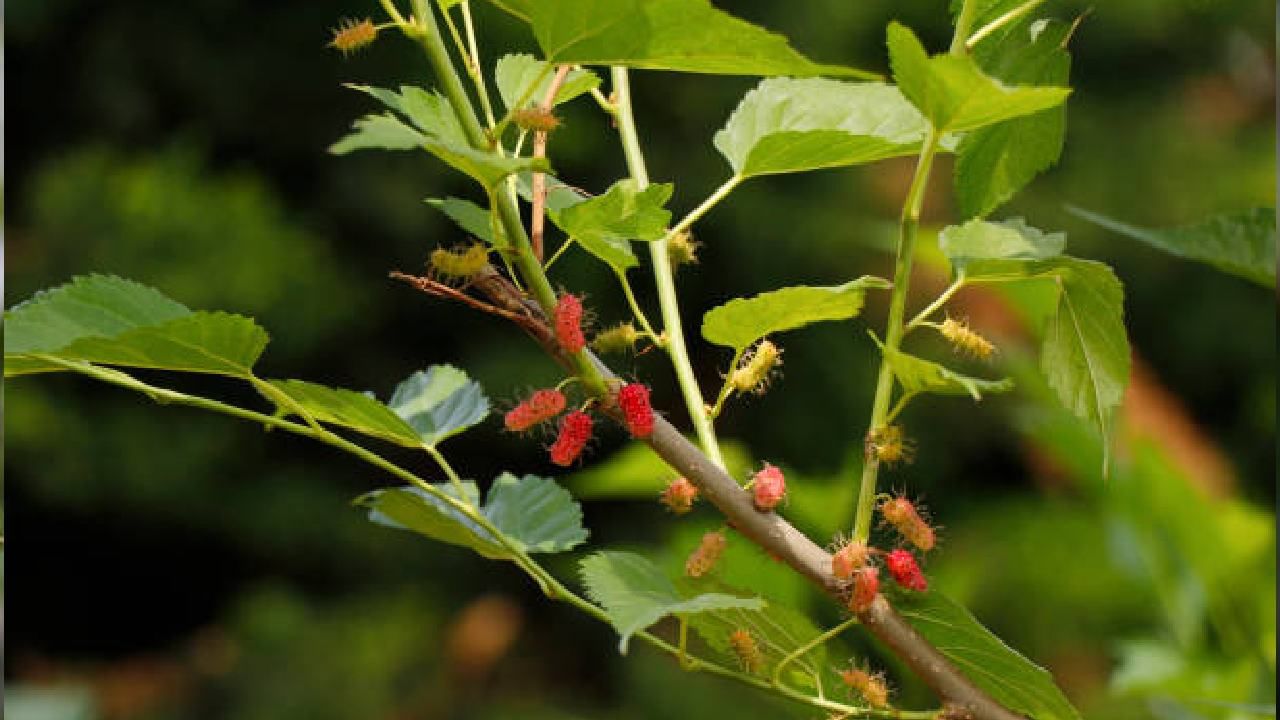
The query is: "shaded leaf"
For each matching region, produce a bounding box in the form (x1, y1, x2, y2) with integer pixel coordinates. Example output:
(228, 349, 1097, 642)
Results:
(1068, 206, 1276, 287)
(580, 551, 764, 653)
(358, 482, 506, 559)
(553, 180, 673, 272)
(330, 113, 430, 154)
(956, 19, 1073, 218)
(701, 276, 891, 351)
(495, 54, 600, 111)
(345, 84, 468, 144)
(872, 335, 1013, 400)
(887, 22, 1070, 134)
(426, 196, 503, 247)
(522, 0, 874, 77)
(895, 589, 1083, 720)
(388, 365, 490, 447)
(714, 78, 931, 178)
(939, 217, 1065, 271)
(266, 379, 423, 447)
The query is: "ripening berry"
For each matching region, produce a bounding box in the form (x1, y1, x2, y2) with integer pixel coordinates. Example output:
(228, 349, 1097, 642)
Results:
(430, 243, 489, 281)
(503, 389, 567, 432)
(685, 530, 727, 578)
(728, 629, 763, 673)
(549, 411, 592, 466)
(512, 107, 561, 132)
(865, 424, 915, 467)
(660, 477, 699, 515)
(617, 383, 655, 438)
(730, 339, 782, 395)
(832, 540, 872, 580)
(880, 496, 936, 552)
(554, 293, 586, 354)
(940, 317, 996, 360)
(847, 566, 880, 613)
(328, 18, 379, 55)
(885, 549, 928, 592)
(667, 230, 699, 266)
(751, 463, 786, 512)
(839, 667, 889, 708)
(592, 322, 640, 354)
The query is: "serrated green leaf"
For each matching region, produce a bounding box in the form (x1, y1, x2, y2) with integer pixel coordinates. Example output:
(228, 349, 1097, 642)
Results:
(872, 335, 1013, 401)
(956, 19, 1073, 219)
(495, 54, 600, 111)
(701, 276, 891, 351)
(265, 379, 423, 447)
(330, 113, 430, 154)
(345, 84, 468, 145)
(896, 589, 1083, 720)
(361, 472, 588, 559)
(887, 22, 1070, 134)
(426, 138, 552, 189)
(967, 256, 1129, 462)
(516, 173, 590, 212)
(713, 78, 931, 178)
(552, 180, 673, 272)
(5, 275, 267, 378)
(521, 0, 874, 78)
(940, 217, 1065, 271)
(388, 365, 490, 447)
(580, 551, 764, 654)
(426, 196, 504, 247)
(1068, 206, 1277, 287)
(483, 473, 588, 553)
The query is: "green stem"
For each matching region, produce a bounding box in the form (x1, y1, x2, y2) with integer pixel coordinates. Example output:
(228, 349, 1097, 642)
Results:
(965, 0, 1045, 51)
(409, 3, 608, 396)
(851, 129, 940, 542)
(664, 174, 744, 242)
(707, 348, 745, 420)
(772, 615, 859, 689)
(615, 270, 661, 341)
(458, 1, 498, 129)
(951, 0, 981, 53)
(611, 66, 726, 468)
(424, 443, 468, 499)
(905, 275, 966, 332)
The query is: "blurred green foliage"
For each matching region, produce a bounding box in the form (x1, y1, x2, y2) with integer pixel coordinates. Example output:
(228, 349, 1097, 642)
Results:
(5, 0, 1274, 718)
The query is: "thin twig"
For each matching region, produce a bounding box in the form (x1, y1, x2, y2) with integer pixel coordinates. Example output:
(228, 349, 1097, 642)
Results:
(531, 65, 572, 262)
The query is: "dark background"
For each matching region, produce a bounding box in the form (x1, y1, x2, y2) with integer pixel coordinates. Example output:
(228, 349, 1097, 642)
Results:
(5, 1, 1276, 718)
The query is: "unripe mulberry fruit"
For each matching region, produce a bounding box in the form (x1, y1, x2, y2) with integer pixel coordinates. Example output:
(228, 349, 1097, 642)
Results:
(554, 293, 586, 353)
(328, 18, 379, 55)
(832, 540, 872, 580)
(429, 243, 489, 280)
(660, 477, 698, 515)
(685, 530, 726, 578)
(880, 497, 936, 552)
(885, 549, 928, 592)
(730, 339, 782, 394)
(592, 322, 640, 354)
(839, 667, 889, 708)
(503, 389, 567, 432)
(617, 383, 655, 438)
(667, 230, 699, 266)
(512, 107, 561, 133)
(751, 463, 786, 511)
(728, 628, 762, 673)
(548, 411, 592, 466)
(940, 317, 996, 360)
(847, 566, 880, 613)
(865, 424, 914, 467)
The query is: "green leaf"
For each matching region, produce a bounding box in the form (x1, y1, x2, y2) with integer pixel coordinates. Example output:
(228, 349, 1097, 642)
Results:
(968, 256, 1129, 461)
(521, 0, 874, 78)
(265, 379, 423, 447)
(552, 180, 673, 272)
(939, 217, 1065, 271)
(482, 473, 589, 554)
(330, 113, 430, 154)
(426, 196, 504, 248)
(495, 54, 600, 111)
(388, 365, 490, 447)
(872, 335, 1013, 401)
(580, 551, 764, 653)
(887, 22, 1070, 134)
(425, 138, 552, 189)
(360, 472, 588, 559)
(956, 19, 1073, 218)
(895, 589, 1083, 720)
(713, 79, 931, 178)
(5, 275, 268, 378)
(701, 276, 891, 351)
(1068, 206, 1277, 288)
(516, 173, 590, 212)
(345, 84, 468, 145)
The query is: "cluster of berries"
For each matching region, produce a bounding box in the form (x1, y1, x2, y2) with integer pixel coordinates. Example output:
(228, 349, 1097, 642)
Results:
(829, 496, 936, 615)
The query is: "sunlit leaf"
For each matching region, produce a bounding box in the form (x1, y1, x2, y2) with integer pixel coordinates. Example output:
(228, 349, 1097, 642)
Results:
(701, 277, 891, 351)
(265, 379, 423, 447)
(345, 84, 468, 144)
(580, 551, 764, 653)
(552, 179, 673, 272)
(887, 22, 1070, 134)
(330, 114, 430, 154)
(939, 217, 1065, 271)
(495, 54, 601, 111)
(1068, 206, 1276, 288)
(873, 336, 1013, 400)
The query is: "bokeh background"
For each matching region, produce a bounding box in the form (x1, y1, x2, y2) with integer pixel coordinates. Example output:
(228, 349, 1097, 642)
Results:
(4, 1, 1276, 718)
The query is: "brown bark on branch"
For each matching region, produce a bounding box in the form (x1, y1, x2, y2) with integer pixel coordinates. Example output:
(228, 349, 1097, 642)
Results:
(416, 266, 1025, 720)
